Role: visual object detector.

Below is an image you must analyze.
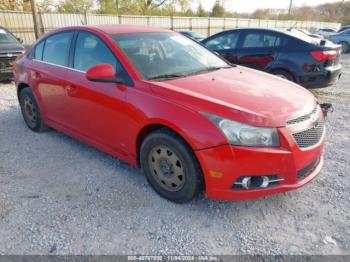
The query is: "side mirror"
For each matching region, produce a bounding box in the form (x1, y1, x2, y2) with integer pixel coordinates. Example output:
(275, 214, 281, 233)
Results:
(17, 37, 23, 44)
(86, 64, 117, 83)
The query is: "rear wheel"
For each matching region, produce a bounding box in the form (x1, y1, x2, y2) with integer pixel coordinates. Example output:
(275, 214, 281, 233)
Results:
(140, 129, 203, 203)
(340, 41, 350, 53)
(19, 87, 48, 132)
(272, 70, 295, 82)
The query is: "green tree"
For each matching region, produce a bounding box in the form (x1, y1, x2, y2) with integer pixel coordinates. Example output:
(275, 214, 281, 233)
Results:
(58, 0, 94, 13)
(197, 3, 206, 17)
(211, 0, 225, 17)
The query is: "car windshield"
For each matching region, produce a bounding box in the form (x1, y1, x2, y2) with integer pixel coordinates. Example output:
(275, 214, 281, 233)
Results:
(0, 28, 19, 43)
(111, 32, 230, 81)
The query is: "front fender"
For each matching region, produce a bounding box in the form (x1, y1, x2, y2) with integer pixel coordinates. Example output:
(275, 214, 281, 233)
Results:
(126, 86, 228, 159)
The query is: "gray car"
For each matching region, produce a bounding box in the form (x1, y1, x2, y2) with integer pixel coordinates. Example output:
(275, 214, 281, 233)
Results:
(0, 27, 25, 81)
(329, 29, 350, 53)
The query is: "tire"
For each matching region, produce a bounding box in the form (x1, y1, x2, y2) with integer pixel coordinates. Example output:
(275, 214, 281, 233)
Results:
(140, 128, 203, 203)
(340, 41, 350, 54)
(271, 70, 295, 82)
(19, 87, 48, 132)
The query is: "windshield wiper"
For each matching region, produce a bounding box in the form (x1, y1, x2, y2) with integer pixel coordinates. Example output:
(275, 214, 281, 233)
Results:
(148, 73, 186, 81)
(186, 65, 231, 76)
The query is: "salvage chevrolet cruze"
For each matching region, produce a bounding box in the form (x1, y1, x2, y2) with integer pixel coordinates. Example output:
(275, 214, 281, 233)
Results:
(13, 25, 326, 202)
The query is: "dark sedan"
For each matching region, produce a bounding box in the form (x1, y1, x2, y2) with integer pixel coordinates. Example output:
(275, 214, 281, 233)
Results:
(179, 31, 206, 42)
(202, 28, 342, 88)
(0, 27, 25, 81)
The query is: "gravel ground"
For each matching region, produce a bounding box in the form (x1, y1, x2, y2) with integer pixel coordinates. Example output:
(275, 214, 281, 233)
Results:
(0, 56, 349, 256)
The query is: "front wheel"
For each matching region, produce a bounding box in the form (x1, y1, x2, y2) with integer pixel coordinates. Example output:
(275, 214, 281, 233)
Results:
(140, 129, 203, 203)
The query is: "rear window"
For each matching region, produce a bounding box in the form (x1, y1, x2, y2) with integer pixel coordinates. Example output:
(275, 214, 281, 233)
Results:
(282, 29, 321, 45)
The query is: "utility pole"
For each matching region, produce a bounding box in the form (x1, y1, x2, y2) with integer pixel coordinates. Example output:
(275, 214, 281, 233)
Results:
(29, 0, 40, 39)
(116, 0, 119, 13)
(288, 0, 293, 15)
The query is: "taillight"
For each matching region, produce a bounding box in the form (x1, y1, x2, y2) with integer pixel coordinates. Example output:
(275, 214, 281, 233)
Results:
(311, 50, 337, 62)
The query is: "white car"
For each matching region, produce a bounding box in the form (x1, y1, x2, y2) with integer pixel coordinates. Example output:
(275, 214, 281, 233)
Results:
(317, 28, 337, 38)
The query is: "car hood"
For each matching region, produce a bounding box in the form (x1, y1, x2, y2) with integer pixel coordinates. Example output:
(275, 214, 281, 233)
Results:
(149, 66, 316, 127)
(0, 42, 25, 54)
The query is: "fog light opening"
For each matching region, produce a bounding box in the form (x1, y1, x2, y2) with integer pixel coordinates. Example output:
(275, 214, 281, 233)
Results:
(233, 175, 283, 190)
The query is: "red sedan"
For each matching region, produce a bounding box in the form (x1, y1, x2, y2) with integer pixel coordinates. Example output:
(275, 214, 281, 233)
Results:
(13, 25, 326, 202)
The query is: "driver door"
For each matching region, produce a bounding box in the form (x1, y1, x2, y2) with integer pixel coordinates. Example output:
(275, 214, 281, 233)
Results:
(64, 31, 133, 155)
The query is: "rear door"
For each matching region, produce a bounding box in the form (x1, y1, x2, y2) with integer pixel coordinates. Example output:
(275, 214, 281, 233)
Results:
(30, 31, 74, 124)
(203, 31, 241, 64)
(236, 30, 283, 70)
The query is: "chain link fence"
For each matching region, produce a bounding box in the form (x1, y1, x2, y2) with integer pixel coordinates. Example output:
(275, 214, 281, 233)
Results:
(0, 10, 341, 45)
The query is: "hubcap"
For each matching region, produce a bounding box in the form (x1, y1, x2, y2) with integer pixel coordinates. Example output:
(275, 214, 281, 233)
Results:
(148, 145, 185, 192)
(23, 96, 37, 125)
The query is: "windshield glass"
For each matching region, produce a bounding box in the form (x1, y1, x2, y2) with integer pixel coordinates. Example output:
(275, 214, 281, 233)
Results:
(0, 28, 19, 43)
(111, 32, 229, 80)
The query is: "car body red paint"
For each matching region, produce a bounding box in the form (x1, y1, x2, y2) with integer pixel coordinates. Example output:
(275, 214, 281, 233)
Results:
(13, 25, 325, 200)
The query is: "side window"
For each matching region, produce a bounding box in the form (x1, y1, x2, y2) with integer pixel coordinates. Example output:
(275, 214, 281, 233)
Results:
(74, 32, 117, 72)
(242, 32, 281, 48)
(34, 41, 44, 60)
(205, 32, 240, 50)
(42, 31, 73, 66)
(73, 31, 132, 85)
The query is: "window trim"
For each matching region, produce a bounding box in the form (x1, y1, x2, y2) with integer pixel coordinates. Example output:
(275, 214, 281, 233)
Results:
(70, 29, 134, 86)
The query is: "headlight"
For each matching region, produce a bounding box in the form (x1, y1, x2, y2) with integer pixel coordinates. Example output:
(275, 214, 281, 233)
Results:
(204, 113, 280, 147)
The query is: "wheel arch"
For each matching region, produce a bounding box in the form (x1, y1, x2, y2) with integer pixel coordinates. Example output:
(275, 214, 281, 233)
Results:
(269, 67, 297, 83)
(17, 82, 30, 100)
(135, 122, 195, 167)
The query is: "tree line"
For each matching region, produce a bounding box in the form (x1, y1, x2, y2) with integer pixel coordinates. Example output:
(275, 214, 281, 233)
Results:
(1, 0, 349, 25)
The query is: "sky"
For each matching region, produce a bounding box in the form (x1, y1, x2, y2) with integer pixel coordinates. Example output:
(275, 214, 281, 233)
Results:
(194, 0, 344, 13)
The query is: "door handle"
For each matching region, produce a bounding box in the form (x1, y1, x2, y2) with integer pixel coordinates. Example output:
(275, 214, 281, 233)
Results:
(65, 85, 78, 95)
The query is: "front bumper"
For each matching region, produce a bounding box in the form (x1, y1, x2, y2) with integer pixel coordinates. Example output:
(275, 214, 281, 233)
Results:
(195, 127, 324, 200)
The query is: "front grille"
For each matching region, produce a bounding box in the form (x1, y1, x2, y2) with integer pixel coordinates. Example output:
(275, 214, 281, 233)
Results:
(0, 58, 14, 72)
(287, 105, 318, 125)
(297, 157, 320, 180)
(292, 119, 325, 149)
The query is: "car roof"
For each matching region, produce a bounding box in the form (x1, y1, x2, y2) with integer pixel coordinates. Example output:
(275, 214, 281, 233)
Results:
(56, 25, 172, 35)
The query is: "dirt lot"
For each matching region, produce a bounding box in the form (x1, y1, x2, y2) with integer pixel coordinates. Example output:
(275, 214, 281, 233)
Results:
(0, 56, 349, 256)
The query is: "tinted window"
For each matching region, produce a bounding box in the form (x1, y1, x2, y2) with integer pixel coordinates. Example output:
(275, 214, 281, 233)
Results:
(0, 28, 18, 43)
(205, 32, 240, 50)
(42, 32, 72, 66)
(73, 32, 132, 85)
(74, 32, 118, 72)
(34, 41, 44, 60)
(242, 32, 281, 48)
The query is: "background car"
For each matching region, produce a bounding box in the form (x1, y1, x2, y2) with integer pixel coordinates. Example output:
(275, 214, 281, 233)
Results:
(0, 26, 25, 81)
(317, 28, 337, 38)
(338, 25, 350, 33)
(179, 30, 206, 42)
(202, 28, 341, 88)
(329, 29, 350, 53)
(293, 28, 323, 39)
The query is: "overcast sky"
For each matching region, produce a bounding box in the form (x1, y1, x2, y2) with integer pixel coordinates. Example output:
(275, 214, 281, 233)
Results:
(194, 0, 344, 13)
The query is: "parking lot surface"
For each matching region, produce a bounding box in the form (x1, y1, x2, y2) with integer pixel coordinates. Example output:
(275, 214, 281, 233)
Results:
(0, 56, 349, 255)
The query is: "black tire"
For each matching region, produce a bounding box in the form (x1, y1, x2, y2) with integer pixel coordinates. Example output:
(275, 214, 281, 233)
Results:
(271, 70, 295, 82)
(140, 128, 203, 203)
(340, 41, 350, 54)
(19, 87, 48, 132)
